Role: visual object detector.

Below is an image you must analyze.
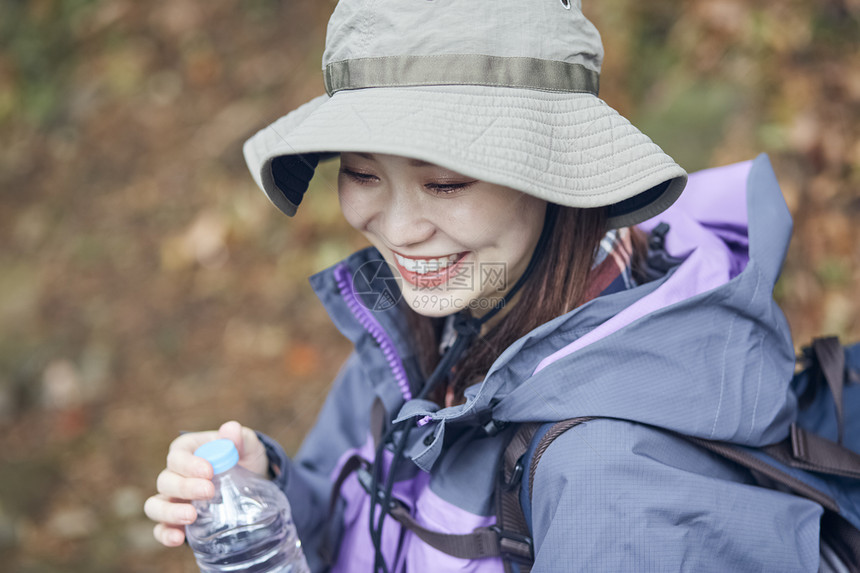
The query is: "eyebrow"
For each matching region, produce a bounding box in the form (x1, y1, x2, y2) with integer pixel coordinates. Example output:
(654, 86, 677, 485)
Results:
(352, 152, 432, 168)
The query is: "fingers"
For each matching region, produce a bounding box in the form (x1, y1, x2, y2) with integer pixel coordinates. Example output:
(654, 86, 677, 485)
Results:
(153, 522, 187, 547)
(156, 468, 214, 501)
(166, 447, 214, 481)
(145, 493, 197, 547)
(147, 427, 235, 549)
(144, 493, 197, 526)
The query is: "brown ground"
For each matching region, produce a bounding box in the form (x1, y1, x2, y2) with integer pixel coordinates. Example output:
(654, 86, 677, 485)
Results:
(0, 1, 857, 571)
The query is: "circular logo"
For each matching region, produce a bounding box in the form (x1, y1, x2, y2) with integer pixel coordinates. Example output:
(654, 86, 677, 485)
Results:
(352, 258, 403, 312)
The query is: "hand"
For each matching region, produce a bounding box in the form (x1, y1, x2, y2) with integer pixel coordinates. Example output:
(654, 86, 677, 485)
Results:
(143, 420, 268, 547)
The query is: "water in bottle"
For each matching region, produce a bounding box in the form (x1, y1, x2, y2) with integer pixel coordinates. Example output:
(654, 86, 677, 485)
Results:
(186, 438, 310, 573)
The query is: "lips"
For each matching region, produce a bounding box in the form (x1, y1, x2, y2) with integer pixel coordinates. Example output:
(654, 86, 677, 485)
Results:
(391, 251, 469, 288)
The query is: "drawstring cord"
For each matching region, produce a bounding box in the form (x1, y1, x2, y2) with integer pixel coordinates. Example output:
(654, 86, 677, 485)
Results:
(369, 314, 480, 572)
(368, 204, 558, 572)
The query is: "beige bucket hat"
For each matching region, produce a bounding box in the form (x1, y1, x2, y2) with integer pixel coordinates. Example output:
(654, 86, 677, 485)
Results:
(243, 0, 687, 229)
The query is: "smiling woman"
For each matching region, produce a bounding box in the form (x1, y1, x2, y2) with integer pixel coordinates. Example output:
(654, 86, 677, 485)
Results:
(336, 153, 547, 320)
(144, 0, 831, 572)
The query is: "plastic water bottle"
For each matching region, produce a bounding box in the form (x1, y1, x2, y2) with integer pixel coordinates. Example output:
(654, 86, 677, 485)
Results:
(186, 439, 310, 573)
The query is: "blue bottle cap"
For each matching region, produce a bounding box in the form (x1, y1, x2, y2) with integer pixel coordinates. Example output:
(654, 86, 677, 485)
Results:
(194, 439, 240, 474)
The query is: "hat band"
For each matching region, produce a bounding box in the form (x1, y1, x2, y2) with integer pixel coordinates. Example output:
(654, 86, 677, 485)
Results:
(324, 54, 600, 96)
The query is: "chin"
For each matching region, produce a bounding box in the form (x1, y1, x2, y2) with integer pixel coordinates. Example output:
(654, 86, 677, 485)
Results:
(409, 307, 456, 318)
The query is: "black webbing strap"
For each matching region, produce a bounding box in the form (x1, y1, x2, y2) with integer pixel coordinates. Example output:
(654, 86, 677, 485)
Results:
(761, 425, 860, 480)
(686, 436, 842, 512)
(523, 418, 855, 513)
(812, 337, 847, 445)
(328, 398, 390, 518)
(320, 454, 368, 565)
(497, 423, 540, 573)
(822, 512, 860, 570)
(387, 503, 508, 560)
(328, 455, 368, 517)
(322, 398, 388, 564)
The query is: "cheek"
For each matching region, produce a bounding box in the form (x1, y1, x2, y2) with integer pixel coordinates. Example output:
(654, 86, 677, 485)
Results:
(520, 197, 548, 242)
(500, 198, 547, 262)
(467, 194, 546, 250)
(338, 186, 368, 230)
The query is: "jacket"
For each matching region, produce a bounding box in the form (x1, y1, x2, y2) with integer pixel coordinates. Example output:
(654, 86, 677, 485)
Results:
(259, 154, 822, 572)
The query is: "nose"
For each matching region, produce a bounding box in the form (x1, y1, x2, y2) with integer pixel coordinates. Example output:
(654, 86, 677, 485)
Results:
(375, 191, 436, 249)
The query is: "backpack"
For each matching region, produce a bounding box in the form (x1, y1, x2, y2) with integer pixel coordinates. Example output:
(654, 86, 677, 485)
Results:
(496, 336, 860, 573)
(385, 338, 860, 572)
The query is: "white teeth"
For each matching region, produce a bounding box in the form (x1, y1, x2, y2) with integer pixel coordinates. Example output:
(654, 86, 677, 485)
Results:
(394, 253, 460, 274)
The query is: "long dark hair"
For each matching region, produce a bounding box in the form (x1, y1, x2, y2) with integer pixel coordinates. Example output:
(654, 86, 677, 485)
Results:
(404, 204, 647, 405)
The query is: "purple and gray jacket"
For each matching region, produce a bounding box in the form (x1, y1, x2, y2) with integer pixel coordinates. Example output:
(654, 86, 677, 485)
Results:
(260, 155, 821, 572)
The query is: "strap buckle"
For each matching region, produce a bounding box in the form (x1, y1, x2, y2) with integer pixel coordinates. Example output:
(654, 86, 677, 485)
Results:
(357, 464, 411, 511)
(357, 464, 390, 506)
(502, 456, 525, 491)
(490, 525, 534, 564)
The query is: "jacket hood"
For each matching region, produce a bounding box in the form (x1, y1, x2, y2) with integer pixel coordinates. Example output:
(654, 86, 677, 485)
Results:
(308, 155, 798, 470)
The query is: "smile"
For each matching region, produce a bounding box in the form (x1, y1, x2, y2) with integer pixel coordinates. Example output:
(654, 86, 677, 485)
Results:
(394, 252, 462, 274)
(392, 251, 469, 287)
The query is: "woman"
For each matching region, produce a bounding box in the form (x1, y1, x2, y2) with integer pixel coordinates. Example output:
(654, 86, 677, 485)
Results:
(145, 1, 818, 571)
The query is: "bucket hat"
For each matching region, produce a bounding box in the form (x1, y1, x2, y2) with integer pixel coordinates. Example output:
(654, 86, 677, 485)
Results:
(243, 0, 688, 229)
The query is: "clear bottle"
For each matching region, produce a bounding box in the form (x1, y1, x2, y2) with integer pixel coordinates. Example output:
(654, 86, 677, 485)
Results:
(186, 438, 310, 573)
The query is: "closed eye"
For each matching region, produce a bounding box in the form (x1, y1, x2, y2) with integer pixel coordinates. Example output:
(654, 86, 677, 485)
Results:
(340, 168, 378, 184)
(425, 181, 476, 195)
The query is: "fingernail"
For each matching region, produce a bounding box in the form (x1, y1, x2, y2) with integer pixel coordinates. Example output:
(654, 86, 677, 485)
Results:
(170, 530, 184, 545)
(197, 484, 212, 498)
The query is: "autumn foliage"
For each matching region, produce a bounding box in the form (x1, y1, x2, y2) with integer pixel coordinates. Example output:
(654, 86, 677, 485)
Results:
(0, 1, 857, 571)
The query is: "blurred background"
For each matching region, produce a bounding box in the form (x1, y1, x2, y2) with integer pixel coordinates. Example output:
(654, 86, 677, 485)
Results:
(0, 0, 857, 571)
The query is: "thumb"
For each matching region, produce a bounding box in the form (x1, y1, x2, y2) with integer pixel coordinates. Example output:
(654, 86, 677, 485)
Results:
(217, 420, 245, 457)
(217, 420, 267, 476)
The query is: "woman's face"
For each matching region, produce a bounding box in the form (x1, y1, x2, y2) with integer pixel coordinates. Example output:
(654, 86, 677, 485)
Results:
(338, 153, 547, 317)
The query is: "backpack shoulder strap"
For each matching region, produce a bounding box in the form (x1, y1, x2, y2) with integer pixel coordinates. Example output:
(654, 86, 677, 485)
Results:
(762, 425, 860, 480)
(492, 417, 597, 572)
(809, 337, 847, 444)
(494, 422, 540, 573)
(524, 417, 597, 507)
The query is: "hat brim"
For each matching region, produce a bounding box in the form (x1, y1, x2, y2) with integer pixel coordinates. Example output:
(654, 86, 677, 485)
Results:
(243, 85, 687, 228)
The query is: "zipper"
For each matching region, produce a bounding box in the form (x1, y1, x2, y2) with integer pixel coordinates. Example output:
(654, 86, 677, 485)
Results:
(334, 263, 413, 401)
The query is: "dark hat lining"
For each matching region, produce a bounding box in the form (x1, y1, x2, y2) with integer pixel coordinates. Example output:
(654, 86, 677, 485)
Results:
(606, 179, 671, 220)
(271, 154, 320, 209)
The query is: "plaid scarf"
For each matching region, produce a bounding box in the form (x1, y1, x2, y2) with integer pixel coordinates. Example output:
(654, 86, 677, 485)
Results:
(583, 227, 637, 302)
